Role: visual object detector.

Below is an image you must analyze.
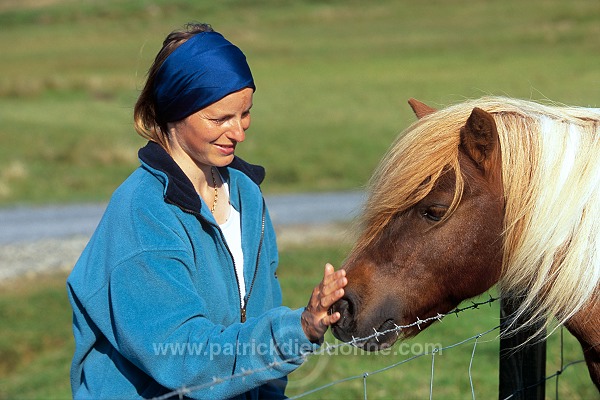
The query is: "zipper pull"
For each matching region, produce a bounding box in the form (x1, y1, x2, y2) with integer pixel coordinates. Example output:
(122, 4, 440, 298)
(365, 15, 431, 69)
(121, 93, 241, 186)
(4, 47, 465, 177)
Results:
(241, 307, 246, 323)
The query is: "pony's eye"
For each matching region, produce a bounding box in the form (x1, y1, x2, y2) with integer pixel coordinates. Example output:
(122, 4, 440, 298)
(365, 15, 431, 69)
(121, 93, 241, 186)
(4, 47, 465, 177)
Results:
(422, 205, 447, 222)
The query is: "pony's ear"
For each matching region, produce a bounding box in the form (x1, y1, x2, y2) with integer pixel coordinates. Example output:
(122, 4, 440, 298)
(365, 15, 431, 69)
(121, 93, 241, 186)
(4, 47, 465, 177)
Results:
(408, 98, 437, 119)
(460, 107, 499, 173)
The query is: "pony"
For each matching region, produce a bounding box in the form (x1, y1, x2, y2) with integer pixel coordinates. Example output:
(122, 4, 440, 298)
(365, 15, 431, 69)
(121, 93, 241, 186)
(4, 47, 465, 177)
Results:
(330, 96, 600, 389)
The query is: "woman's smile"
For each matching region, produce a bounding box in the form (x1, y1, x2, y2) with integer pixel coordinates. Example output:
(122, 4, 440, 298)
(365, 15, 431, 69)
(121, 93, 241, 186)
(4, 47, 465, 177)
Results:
(214, 142, 236, 156)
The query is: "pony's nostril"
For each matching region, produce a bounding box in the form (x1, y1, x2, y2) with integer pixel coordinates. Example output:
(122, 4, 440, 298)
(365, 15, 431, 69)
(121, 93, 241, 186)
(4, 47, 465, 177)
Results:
(332, 297, 355, 323)
(330, 296, 358, 341)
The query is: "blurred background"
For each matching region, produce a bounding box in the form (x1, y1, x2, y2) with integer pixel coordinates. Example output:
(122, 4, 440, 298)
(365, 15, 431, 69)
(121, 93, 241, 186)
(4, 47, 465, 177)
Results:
(1, 0, 598, 398)
(2, 0, 599, 205)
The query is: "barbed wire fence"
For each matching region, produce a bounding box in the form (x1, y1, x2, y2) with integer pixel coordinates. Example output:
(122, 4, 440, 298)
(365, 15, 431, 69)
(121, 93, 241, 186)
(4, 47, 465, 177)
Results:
(152, 296, 588, 400)
(499, 323, 588, 400)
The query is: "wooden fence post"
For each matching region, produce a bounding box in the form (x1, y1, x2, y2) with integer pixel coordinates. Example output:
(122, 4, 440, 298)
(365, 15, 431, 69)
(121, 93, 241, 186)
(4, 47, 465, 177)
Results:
(498, 297, 546, 399)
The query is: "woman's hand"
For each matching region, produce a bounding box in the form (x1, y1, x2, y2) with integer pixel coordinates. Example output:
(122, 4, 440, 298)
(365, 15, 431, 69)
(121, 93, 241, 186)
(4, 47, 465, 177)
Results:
(301, 263, 347, 343)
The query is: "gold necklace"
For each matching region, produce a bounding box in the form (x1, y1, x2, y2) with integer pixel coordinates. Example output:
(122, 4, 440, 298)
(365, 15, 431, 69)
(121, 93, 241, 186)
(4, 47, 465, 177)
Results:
(210, 167, 218, 213)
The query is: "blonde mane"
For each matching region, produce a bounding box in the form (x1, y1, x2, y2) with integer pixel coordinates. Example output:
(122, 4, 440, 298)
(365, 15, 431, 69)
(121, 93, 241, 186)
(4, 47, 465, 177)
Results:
(356, 96, 600, 332)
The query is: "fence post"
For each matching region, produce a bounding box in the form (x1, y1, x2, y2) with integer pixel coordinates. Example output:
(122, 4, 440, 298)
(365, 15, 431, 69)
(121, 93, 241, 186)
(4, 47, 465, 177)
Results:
(498, 297, 546, 399)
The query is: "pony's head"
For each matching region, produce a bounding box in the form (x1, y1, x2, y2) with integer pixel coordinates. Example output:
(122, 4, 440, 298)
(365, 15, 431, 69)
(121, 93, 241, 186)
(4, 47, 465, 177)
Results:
(331, 99, 505, 349)
(331, 97, 600, 351)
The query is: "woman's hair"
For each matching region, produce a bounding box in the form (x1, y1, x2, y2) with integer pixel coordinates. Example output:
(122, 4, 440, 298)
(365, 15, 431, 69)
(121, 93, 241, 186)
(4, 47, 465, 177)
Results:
(133, 23, 214, 149)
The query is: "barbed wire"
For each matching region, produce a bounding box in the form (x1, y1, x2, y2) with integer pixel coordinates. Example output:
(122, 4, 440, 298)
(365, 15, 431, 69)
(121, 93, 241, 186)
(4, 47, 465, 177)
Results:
(500, 359, 587, 400)
(152, 294, 589, 400)
(295, 324, 588, 400)
(152, 296, 498, 400)
(331, 295, 498, 350)
(292, 325, 500, 399)
(155, 295, 585, 400)
(500, 325, 588, 400)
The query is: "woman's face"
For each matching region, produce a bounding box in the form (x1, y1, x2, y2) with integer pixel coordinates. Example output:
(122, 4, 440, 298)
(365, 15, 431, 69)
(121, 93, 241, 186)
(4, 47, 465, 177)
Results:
(168, 87, 253, 169)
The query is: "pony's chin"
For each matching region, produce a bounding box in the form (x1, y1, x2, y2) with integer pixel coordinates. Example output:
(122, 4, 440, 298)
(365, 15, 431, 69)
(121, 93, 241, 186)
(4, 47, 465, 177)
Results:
(352, 319, 400, 351)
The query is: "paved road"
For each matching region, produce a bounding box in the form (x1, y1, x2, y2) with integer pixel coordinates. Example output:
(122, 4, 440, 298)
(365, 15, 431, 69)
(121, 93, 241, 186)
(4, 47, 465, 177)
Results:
(0, 191, 366, 281)
(0, 191, 366, 245)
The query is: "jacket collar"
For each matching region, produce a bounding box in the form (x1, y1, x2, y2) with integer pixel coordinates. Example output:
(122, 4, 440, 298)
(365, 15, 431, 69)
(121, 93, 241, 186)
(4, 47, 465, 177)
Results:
(138, 141, 265, 213)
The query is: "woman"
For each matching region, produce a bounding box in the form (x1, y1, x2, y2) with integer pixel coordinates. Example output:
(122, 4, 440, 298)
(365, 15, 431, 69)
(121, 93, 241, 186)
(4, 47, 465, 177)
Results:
(67, 23, 347, 399)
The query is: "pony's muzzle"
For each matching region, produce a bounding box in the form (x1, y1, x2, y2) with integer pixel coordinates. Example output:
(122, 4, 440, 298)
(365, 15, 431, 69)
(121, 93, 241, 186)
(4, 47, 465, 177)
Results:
(329, 295, 358, 342)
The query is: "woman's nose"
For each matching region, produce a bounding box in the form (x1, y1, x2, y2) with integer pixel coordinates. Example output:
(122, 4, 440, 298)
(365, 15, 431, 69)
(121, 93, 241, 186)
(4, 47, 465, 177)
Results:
(229, 116, 249, 142)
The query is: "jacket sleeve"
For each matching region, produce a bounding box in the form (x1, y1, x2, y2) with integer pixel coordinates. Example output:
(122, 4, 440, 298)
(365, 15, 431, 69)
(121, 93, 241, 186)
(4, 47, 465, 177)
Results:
(104, 249, 317, 400)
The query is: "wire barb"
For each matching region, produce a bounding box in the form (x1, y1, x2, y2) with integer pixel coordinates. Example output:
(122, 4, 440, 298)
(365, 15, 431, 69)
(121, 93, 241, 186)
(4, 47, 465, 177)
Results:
(148, 295, 578, 400)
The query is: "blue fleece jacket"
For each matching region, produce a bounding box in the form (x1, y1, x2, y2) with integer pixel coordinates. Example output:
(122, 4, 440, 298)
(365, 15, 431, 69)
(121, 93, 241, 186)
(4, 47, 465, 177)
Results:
(67, 142, 317, 399)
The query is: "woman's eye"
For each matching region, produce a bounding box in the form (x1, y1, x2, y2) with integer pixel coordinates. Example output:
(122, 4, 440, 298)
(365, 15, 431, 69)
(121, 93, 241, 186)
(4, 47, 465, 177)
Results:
(422, 205, 447, 222)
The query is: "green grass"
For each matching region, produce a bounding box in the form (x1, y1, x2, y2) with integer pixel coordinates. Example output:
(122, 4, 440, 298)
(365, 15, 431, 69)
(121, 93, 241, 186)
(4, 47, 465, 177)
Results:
(1, 1, 599, 398)
(1, 244, 595, 399)
(1, 0, 599, 205)
(0, 273, 73, 399)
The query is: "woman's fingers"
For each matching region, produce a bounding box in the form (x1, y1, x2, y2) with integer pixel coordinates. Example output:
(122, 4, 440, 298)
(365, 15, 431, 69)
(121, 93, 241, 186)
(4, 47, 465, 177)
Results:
(301, 263, 349, 342)
(321, 263, 344, 287)
(319, 306, 342, 327)
(319, 264, 346, 301)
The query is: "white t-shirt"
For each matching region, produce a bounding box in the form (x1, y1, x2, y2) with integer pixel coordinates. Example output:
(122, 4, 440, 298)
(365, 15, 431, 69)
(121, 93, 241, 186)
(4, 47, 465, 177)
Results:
(218, 181, 245, 307)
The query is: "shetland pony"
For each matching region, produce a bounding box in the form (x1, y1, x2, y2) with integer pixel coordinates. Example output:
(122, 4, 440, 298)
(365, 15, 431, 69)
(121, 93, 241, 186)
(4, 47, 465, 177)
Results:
(330, 97, 600, 389)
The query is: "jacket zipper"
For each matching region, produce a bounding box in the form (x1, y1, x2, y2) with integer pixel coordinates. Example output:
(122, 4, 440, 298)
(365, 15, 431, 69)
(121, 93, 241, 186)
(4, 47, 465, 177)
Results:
(241, 201, 266, 322)
(170, 198, 266, 323)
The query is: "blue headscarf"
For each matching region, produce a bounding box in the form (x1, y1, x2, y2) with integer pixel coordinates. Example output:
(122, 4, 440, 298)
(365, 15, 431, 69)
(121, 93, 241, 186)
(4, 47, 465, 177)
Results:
(154, 31, 255, 123)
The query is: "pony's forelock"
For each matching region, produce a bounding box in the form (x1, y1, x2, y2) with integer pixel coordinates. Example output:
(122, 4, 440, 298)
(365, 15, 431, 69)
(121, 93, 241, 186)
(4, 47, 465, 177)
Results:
(351, 104, 468, 256)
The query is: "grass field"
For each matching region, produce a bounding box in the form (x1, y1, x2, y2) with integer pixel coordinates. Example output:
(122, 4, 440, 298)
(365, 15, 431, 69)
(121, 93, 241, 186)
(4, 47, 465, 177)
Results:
(1, 0, 599, 398)
(0, 243, 597, 399)
(1, 0, 599, 205)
